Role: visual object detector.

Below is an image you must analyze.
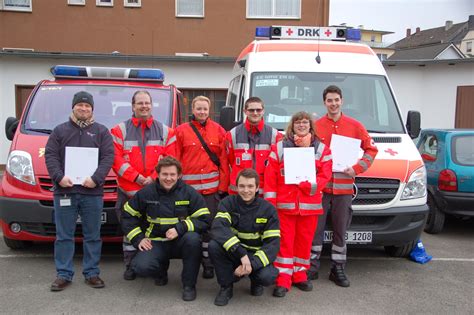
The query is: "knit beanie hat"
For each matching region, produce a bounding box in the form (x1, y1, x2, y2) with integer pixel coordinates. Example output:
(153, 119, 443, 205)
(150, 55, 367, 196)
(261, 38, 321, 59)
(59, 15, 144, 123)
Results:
(72, 91, 94, 110)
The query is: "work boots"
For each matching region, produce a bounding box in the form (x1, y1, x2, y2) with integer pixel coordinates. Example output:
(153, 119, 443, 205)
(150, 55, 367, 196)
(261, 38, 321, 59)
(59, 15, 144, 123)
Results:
(214, 285, 233, 306)
(329, 265, 350, 287)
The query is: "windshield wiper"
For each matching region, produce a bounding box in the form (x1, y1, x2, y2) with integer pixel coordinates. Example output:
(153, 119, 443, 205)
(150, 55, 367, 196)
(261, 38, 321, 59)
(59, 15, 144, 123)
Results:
(367, 130, 387, 134)
(26, 128, 52, 134)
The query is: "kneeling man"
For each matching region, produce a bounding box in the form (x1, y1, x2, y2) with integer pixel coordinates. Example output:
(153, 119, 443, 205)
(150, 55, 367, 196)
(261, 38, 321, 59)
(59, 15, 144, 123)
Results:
(121, 157, 210, 301)
(209, 168, 280, 306)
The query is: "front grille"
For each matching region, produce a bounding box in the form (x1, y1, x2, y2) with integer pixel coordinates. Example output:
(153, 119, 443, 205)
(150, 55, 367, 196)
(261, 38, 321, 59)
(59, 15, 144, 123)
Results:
(353, 177, 399, 205)
(20, 222, 122, 237)
(324, 215, 391, 230)
(373, 136, 402, 143)
(38, 176, 118, 193)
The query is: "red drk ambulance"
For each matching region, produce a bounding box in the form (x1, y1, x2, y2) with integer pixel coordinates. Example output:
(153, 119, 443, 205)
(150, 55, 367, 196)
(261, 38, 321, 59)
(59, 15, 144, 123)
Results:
(1, 65, 182, 249)
(221, 26, 428, 257)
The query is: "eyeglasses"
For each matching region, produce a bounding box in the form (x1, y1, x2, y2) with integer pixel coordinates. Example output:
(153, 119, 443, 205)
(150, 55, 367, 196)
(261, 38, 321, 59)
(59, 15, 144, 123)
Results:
(294, 120, 310, 125)
(134, 102, 152, 106)
(246, 108, 263, 113)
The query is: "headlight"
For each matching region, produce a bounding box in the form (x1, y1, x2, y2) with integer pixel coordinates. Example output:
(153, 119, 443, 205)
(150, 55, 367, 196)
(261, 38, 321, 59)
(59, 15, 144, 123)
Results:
(6, 150, 36, 185)
(401, 166, 426, 200)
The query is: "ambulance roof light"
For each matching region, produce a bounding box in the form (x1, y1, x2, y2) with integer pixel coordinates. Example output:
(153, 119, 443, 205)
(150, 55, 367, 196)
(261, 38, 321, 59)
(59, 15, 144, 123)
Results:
(255, 26, 361, 42)
(51, 65, 165, 82)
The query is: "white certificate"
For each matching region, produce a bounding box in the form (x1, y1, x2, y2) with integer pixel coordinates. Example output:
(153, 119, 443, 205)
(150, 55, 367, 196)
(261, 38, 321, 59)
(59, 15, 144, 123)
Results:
(283, 147, 316, 184)
(330, 134, 362, 172)
(65, 147, 99, 185)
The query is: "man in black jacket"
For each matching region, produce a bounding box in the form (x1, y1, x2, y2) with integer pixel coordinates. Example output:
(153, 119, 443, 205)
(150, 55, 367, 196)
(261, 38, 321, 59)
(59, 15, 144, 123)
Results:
(45, 91, 114, 292)
(121, 156, 210, 301)
(209, 168, 280, 306)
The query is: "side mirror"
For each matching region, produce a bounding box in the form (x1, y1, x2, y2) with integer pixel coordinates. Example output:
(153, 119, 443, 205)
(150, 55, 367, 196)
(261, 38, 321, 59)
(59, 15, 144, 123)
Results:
(406, 110, 421, 139)
(219, 106, 236, 131)
(5, 117, 19, 141)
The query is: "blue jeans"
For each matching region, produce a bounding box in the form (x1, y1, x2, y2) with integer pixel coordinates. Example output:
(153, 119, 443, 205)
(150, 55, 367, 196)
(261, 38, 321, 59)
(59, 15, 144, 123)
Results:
(54, 194, 103, 281)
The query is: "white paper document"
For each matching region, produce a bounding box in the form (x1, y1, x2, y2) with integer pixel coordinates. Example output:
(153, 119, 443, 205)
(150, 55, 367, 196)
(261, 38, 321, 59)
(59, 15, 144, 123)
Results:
(65, 147, 99, 185)
(283, 147, 316, 184)
(330, 134, 362, 172)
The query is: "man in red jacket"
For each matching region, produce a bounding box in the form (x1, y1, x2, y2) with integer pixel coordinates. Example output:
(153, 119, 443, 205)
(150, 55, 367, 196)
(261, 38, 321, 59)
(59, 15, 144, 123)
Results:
(175, 95, 229, 279)
(111, 90, 176, 280)
(226, 97, 282, 196)
(308, 85, 378, 287)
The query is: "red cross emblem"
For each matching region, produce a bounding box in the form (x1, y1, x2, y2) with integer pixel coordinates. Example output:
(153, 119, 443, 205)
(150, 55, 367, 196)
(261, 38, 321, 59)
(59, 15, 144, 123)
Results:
(324, 29, 332, 37)
(385, 148, 398, 156)
(286, 28, 294, 36)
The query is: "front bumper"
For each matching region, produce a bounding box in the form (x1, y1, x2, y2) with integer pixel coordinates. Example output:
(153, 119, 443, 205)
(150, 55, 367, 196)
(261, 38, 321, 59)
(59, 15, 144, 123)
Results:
(433, 190, 474, 217)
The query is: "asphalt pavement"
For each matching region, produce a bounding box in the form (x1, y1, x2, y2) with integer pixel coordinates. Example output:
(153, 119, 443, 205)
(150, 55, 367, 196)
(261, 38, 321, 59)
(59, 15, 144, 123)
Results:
(0, 217, 472, 314)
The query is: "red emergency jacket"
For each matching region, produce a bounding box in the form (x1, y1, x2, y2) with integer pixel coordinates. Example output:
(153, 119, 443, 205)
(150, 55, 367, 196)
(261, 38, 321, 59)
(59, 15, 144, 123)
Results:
(264, 138, 332, 216)
(316, 113, 378, 195)
(175, 119, 229, 195)
(111, 116, 176, 197)
(226, 119, 282, 195)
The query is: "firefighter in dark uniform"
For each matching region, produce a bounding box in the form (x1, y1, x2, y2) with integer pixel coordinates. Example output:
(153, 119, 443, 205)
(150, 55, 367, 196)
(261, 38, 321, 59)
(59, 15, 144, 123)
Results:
(121, 157, 210, 301)
(209, 168, 280, 306)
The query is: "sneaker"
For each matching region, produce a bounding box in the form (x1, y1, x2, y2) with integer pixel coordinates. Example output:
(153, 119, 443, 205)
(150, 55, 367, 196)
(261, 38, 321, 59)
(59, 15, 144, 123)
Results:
(329, 265, 350, 287)
(50, 278, 71, 292)
(202, 266, 215, 279)
(250, 283, 264, 296)
(182, 286, 197, 301)
(85, 276, 105, 289)
(293, 280, 313, 292)
(123, 266, 136, 281)
(307, 270, 319, 280)
(272, 286, 288, 298)
(214, 285, 233, 306)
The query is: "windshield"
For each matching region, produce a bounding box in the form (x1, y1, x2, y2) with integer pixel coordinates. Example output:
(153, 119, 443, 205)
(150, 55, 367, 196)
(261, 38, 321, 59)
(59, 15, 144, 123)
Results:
(250, 72, 404, 133)
(23, 85, 171, 133)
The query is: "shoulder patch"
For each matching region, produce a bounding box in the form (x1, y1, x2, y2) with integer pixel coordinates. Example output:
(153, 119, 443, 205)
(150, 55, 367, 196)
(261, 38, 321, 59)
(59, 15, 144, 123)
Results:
(256, 218, 268, 224)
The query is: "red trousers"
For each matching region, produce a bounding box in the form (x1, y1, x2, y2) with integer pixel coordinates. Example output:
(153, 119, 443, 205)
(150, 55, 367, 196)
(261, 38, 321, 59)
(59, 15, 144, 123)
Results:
(274, 212, 318, 289)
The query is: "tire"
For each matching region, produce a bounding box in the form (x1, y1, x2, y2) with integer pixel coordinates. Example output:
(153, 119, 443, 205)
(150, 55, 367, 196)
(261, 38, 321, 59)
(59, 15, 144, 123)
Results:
(384, 240, 417, 257)
(3, 236, 33, 250)
(424, 194, 445, 234)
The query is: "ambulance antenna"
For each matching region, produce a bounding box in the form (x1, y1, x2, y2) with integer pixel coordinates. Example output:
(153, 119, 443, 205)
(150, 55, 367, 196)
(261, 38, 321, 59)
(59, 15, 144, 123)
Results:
(315, 31, 321, 64)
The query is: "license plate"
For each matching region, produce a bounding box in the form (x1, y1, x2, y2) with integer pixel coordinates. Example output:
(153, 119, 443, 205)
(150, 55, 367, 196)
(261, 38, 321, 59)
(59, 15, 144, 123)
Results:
(77, 212, 107, 225)
(324, 231, 372, 244)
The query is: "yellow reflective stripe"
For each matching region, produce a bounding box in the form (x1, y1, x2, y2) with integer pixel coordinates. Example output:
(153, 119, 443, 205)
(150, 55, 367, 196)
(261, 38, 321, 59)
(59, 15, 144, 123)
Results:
(237, 231, 261, 240)
(149, 237, 171, 241)
(175, 200, 190, 206)
(263, 229, 281, 239)
(146, 216, 179, 224)
(255, 250, 270, 267)
(191, 207, 210, 218)
(145, 223, 154, 238)
(123, 202, 142, 218)
(256, 218, 267, 223)
(126, 227, 142, 241)
(241, 243, 261, 251)
(230, 227, 238, 235)
(223, 236, 240, 251)
(184, 219, 195, 232)
(215, 212, 232, 223)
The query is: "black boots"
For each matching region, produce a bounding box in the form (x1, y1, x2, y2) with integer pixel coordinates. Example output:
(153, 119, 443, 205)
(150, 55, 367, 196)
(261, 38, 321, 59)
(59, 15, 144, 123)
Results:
(214, 285, 233, 306)
(329, 265, 350, 287)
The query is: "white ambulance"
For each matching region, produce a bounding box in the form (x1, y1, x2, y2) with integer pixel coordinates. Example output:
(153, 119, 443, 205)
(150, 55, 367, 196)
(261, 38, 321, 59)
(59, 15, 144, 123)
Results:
(221, 26, 428, 257)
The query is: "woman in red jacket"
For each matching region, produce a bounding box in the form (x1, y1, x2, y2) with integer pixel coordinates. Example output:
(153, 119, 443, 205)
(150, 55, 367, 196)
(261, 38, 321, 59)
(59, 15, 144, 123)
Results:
(264, 111, 332, 297)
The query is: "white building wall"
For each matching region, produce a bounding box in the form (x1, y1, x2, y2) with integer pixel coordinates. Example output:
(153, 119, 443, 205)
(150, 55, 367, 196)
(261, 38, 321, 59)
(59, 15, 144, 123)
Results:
(385, 62, 474, 129)
(0, 56, 234, 164)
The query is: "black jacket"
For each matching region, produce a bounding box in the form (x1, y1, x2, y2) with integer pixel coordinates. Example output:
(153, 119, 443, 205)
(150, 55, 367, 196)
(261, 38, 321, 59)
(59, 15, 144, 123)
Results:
(121, 179, 210, 248)
(211, 195, 280, 271)
(45, 118, 114, 195)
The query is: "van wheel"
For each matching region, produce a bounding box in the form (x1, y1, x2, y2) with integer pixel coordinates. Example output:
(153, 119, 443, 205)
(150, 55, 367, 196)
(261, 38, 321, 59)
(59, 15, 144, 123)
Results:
(3, 237, 33, 250)
(384, 240, 417, 257)
(424, 194, 445, 234)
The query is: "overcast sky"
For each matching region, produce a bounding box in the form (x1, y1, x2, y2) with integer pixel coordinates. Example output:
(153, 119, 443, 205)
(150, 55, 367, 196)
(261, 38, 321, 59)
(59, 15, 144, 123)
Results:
(329, 0, 474, 44)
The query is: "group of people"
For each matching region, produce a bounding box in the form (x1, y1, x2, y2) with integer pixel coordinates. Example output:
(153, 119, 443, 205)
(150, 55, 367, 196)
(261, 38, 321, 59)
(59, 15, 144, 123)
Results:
(44, 85, 378, 306)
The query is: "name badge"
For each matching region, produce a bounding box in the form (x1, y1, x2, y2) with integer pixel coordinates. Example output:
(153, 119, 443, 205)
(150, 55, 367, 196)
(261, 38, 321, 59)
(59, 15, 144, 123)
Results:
(59, 198, 71, 207)
(242, 153, 252, 161)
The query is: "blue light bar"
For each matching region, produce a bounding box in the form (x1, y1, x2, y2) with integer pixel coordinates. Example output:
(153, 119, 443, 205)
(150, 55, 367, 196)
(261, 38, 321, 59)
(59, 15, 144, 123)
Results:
(346, 29, 361, 41)
(129, 69, 165, 81)
(51, 65, 87, 77)
(255, 27, 271, 38)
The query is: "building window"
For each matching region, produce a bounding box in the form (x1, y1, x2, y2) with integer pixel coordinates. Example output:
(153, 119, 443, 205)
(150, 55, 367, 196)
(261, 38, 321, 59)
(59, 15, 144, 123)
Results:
(124, 0, 140, 7)
(176, 0, 204, 17)
(467, 41, 472, 53)
(96, 0, 113, 6)
(376, 53, 388, 61)
(68, 0, 85, 5)
(2, 0, 32, 12)
(247, 0, 301, 19)
(370, 35, 376, 42)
